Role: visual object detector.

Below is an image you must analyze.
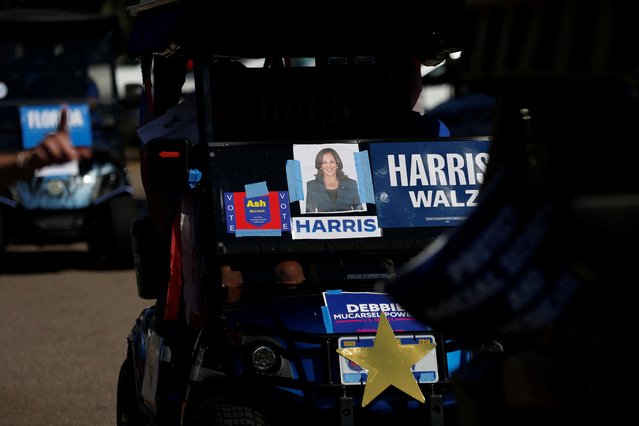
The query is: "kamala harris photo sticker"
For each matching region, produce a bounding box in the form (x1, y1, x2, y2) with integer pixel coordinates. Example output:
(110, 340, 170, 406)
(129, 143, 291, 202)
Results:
(293, 143, 367, 214)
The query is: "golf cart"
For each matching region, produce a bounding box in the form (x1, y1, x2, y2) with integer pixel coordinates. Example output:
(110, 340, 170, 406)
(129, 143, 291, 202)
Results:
(0, 8, 137, 267)
(117, 1, 489, 425)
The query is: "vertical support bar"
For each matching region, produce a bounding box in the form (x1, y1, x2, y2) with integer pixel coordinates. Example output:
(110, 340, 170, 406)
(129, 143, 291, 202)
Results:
(430, 393, 444, 426)
(339, 395, 354, 426)
(192, 54, 214, 146)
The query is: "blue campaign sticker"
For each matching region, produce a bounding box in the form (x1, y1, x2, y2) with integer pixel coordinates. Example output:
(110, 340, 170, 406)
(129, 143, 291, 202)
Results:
(369, 140, 490, 228)
(224, 191, 291, 236)
(322, 291, 429, 333)
(244, 195, 272, 227)
(19, 104, 92, 149)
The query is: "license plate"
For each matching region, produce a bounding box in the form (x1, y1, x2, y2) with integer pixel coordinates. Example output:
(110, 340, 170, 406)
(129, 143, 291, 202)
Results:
(337, 335, 439, 385)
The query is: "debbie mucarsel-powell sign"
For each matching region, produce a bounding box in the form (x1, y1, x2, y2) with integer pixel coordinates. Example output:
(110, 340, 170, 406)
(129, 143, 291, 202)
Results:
(369, 139, 490, 228)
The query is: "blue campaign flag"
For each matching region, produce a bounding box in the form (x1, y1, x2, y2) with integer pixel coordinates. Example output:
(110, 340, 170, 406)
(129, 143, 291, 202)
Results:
(369, 139, 490, 228)
(19, 104, 92, 148)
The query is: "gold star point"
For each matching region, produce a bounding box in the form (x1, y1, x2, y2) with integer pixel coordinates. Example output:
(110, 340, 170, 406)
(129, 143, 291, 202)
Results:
(336, 312, 436, 407)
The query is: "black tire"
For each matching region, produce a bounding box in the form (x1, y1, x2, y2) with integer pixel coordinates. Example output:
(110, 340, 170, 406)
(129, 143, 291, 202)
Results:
(90, 194, 136, 268)
(186, 397, 269, 426)
(117, 357, 141, 426)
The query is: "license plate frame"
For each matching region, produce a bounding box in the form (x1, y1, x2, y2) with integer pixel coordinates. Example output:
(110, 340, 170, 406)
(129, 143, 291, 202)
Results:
(337, 334, 439, 385)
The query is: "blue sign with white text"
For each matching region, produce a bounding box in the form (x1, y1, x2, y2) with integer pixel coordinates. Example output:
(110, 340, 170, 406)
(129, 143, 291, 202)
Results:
(369, 140, 490, 228)
(19, 104, 92, 149)
(322, 291, 427, 333)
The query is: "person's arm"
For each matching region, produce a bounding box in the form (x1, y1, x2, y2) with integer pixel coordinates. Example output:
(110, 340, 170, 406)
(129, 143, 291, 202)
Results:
(0, 110, 91, 189)
(0, 151, 33, 188)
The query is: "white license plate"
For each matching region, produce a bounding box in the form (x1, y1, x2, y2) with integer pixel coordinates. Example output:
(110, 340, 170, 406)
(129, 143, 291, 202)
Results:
(337, 335, 439, 385)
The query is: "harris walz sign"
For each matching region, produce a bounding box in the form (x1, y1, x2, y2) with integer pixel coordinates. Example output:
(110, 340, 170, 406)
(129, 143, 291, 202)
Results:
(369, 139, 490, 228)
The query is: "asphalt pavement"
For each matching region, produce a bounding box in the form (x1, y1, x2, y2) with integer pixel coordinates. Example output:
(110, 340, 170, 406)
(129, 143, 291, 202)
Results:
(0, 151, 150, 426)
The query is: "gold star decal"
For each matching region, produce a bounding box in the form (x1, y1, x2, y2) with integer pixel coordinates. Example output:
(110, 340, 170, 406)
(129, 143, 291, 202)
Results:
(336, 312, 436, 407)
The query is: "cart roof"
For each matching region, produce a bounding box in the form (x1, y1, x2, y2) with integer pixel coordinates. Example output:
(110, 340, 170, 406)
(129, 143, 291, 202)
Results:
(127, 0, 467, 65)
(0, 8, 120, 41)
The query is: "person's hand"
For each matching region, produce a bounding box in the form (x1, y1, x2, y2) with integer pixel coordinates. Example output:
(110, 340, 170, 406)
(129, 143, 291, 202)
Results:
(20, 108, 92, 175)
(26, 108, 92, 172)
(1, 108, 93, 188)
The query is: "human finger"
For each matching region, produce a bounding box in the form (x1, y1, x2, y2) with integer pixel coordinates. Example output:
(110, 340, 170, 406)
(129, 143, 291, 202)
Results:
(57, 106, 68, 132)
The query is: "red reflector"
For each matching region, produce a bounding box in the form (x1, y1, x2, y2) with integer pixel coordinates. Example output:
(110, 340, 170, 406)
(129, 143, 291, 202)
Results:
(159, 151, 180, 158)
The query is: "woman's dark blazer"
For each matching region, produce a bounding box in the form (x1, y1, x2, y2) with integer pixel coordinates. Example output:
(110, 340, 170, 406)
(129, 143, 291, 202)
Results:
(305, 176, 362, 213)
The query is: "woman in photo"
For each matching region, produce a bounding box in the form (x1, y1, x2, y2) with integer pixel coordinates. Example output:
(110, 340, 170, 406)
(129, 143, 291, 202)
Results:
(305, 147, 362, 213)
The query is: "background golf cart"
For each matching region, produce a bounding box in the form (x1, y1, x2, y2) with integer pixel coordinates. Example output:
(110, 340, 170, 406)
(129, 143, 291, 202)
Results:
(118, 1, 489, 425)
(0, 8, 137, 268)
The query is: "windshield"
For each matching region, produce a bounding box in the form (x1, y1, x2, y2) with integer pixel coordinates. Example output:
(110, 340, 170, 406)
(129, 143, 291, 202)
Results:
(0, 30, 122, 152)
(0, 37, 117, 102)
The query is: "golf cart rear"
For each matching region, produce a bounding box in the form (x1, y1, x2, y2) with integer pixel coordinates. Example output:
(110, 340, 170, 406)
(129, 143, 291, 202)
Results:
(118, 1, 488, 425)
